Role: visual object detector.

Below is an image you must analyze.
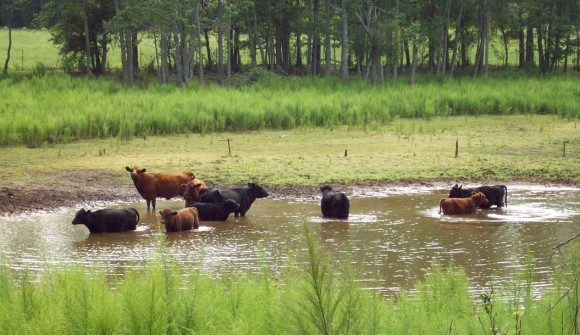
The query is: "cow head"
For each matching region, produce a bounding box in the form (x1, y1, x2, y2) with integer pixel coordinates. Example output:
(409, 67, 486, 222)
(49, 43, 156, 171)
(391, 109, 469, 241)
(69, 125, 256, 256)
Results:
(249, 183, 269, 198)
(72, 208, 91, 225)
(125, 166, 147, 181)
(158, 208, 178, 225)
(182, 182, 204, 203)
(320, 185, 333, 194)
(449, 184, 465, 198)
(471, 192, 489, 206)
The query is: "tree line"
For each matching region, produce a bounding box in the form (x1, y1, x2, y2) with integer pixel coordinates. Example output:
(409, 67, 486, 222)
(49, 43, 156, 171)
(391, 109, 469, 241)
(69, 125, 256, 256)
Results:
(2, 0, 579, 85)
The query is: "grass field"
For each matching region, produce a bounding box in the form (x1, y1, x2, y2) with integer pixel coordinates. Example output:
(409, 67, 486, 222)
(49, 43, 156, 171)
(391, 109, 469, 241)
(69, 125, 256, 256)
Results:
(0, 115, 578, 189)
(0, 73, 578, 147)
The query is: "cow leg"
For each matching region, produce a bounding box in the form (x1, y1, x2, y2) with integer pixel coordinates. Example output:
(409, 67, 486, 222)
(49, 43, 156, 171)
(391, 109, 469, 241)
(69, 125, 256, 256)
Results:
(151, 198, 156, 210)
(146, 199, 151, 210)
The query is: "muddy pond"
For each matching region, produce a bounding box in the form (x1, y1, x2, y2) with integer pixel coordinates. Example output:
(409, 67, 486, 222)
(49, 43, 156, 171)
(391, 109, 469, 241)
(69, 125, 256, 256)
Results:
(1, 185, 578, 295)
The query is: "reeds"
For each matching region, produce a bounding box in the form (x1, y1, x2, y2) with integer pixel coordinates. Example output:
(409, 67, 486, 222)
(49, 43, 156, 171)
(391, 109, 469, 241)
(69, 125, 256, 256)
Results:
(0, 230, 579, 334)
(1, 74, 577, 147)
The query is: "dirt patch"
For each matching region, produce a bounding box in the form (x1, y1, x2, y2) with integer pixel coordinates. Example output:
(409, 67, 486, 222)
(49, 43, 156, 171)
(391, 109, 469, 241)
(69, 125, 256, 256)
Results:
(0, 169, 576, 216)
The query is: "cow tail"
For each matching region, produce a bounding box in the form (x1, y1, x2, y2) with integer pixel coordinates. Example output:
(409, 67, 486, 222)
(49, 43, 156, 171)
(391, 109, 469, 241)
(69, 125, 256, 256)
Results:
(439, 199, 444, 214)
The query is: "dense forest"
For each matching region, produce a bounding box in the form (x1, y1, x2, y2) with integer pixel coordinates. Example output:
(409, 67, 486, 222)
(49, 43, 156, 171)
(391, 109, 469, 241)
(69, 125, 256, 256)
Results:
(1, 0, 579, 85)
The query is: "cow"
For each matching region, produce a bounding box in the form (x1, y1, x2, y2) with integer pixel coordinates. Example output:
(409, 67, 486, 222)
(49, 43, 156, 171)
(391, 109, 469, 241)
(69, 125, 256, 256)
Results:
(125, 165, 196, 210)
(158, 207, 200, 232)
(189, 200, 240, 221)
(320, 185, 350, 219)
(182, 182, 215, 204)
(439, 191, 489, 215)
(72, 207, 140, 233)
(449, 184, 508, 208)
(219, 183, 269, 217)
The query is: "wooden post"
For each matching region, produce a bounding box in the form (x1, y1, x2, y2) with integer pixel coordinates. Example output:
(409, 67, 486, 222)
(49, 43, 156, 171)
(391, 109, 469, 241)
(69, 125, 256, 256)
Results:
(563, 140, 569, 157)
(220, 138, 233, 155)
(455, 139, 458, 157)
(344, 149, 347, 157)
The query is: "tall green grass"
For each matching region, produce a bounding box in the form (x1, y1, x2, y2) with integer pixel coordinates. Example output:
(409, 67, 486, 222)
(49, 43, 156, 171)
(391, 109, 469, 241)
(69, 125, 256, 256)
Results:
(0, 73, 578, 147)
(1, 229, 579, 334)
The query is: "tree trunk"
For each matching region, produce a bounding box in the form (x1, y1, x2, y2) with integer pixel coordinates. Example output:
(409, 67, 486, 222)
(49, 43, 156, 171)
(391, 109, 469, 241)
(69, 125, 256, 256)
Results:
(340, 0, 348, 79)
(409, 42, 418, 86)
(324, 0, 331, 76)
(518, 28, 525, 67)
(204, 29, 212, 69)
(81, 0, 93, 76)
(4, 0, 14, 74)
(525, 26, 534, 65)
(217, 0, 224, 82)
(484, 1, 489, 78)
(537, 24, 545, 73)
(311, 0, 321, 75)
(248, 3, 257, 67)
(226, 10, 232, 77)
(195, 4, 204, 80)
(449, 1, 464, 76)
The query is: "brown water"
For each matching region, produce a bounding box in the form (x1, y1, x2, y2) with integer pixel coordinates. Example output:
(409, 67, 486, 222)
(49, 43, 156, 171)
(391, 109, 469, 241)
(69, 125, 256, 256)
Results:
(1, 185, 578, 295)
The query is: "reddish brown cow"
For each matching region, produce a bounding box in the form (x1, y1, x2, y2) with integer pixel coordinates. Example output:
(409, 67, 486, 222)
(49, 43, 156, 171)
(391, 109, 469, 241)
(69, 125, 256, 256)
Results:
(125, 166, 196, 210)
(158, 207, 200, 232)
(439, 192, 489, 215)
(181, 179, 208, 203)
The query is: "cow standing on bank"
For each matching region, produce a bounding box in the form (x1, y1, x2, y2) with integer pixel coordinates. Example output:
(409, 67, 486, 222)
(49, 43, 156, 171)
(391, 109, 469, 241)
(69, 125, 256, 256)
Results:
(320, 185, 350, 219)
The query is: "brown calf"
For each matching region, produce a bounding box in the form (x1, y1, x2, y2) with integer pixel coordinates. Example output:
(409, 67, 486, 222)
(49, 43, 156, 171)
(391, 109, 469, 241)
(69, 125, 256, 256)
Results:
(158, 207, 200, 232)
(181, 179, 208, 203)
(125, 166, 196, 210)
(439, 192, 489, 215)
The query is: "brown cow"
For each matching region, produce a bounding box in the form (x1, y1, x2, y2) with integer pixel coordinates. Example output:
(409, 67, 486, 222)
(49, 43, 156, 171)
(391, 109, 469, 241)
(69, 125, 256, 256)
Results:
(125, 166, 196, 210)
(158, 207, 200, 232)
(439, 191, 489, 215)
(181, 179, 209, 203)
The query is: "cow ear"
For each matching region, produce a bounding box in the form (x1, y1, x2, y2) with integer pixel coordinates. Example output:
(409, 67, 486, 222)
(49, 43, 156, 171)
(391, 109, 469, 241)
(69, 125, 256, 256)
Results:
(459, 185, 463, 189)
(139, 168, 147, 174)
(248, 182, 256, 188)
(125, 166, 132, 172)
(158, 211, 163, 215)
(86, 210, 92, 214)
(171, 212, 179, 216)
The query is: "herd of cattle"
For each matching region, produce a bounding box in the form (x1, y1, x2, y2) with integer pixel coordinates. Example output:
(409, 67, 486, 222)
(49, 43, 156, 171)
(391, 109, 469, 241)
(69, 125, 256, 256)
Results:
(71, 166, 509, 234)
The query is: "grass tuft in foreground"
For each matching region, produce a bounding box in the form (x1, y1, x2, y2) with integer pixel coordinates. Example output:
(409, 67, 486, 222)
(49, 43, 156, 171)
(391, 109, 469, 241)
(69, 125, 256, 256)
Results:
(1, 228, 580, 334)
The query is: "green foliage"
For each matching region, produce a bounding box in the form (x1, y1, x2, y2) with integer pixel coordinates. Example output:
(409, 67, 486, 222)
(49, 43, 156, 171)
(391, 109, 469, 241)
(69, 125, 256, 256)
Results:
(0, 235, 579, 335)
(0, 74, 577, 147)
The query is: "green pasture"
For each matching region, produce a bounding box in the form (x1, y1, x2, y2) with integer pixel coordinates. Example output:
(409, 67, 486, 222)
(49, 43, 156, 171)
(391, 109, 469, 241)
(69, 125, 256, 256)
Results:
(0, 228, 578, 335)
(0, 73, 578, 148)
(0, 115, 578, 190)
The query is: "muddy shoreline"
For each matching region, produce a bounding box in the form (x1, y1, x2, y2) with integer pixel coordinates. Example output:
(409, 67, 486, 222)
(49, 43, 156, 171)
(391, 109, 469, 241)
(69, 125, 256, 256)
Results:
(0, 169, 577, 216)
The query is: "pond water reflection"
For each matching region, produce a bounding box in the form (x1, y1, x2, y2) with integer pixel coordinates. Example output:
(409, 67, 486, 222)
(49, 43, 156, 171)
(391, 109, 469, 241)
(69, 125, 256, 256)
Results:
(0, 185, 578, 295)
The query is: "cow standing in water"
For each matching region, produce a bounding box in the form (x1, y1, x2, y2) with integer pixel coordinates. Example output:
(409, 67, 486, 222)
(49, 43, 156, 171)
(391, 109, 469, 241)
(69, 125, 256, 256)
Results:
(449, 184, 508, 208)
(125, 166, 197, 210)
(72, 208, 140, 233)
(158, 207, 200, 232)
(320, 185, 350, 219)
(439, 191, 489, 215)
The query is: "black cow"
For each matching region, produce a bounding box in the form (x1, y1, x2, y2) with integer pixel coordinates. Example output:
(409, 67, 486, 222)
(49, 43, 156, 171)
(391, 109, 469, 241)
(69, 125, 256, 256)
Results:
(219, 183, 269, 217)
(72, 208, 140, 233)
(320, 185, 350, 219)
(199, 188, 225, 203)
(189, 200, 240, 221)
(448, 184, 508, 208)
